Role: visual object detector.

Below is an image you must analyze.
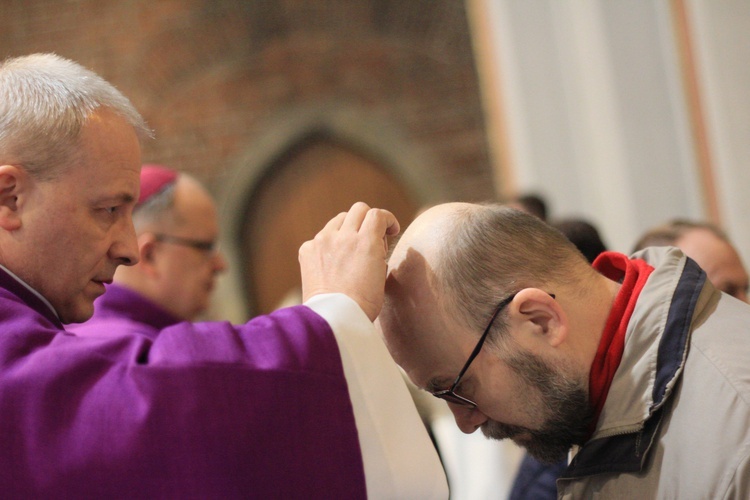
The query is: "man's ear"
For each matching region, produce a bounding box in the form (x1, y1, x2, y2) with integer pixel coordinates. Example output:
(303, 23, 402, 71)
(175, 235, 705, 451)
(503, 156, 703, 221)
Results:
(507, 288, 568, 348)
(0, 165, 25, 231)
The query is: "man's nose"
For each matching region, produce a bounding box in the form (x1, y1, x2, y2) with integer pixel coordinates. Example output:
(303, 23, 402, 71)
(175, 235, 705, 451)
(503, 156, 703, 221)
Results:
(110, 218, 140, 266)
(449, 403, 489, 434)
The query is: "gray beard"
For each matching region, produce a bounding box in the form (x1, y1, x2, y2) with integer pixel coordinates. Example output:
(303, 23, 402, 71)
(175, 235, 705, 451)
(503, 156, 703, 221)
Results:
(481, 349, 593, 464)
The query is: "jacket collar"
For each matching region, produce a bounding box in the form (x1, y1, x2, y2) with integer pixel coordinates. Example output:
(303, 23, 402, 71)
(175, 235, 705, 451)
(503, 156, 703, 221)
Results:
(563, 250, 706, 478)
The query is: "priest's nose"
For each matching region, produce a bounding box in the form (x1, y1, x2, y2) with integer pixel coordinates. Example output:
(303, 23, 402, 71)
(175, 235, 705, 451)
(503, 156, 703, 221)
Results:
(111, 219, 139, 266)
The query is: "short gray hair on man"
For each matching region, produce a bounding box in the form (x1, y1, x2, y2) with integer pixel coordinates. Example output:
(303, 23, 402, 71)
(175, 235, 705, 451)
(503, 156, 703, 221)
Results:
(435, 203, 591, 343)
(0, 53, 152, 180)
(632, 219, 730, 253)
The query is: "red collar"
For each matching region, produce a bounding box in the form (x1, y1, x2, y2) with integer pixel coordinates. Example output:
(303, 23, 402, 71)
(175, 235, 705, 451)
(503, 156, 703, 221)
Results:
(588, 252, 654, 435)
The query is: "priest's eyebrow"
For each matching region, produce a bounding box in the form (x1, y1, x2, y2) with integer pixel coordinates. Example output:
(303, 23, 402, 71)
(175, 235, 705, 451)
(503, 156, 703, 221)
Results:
(96, 192, 136, 205)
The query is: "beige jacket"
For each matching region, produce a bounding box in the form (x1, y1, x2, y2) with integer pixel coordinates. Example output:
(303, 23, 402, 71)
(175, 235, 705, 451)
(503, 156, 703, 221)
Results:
(558, 247, 750, 499)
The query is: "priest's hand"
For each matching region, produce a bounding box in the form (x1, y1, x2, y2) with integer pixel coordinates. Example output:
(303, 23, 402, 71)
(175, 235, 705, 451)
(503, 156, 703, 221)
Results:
(299, 202, 400, 322)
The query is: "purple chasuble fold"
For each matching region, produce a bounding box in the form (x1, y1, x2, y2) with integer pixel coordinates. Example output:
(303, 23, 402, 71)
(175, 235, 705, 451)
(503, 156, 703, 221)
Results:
(68, 283, 182, 340)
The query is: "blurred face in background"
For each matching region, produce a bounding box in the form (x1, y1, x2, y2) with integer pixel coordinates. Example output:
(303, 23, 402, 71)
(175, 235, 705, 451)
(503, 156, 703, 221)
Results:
(146, 176, 227, 320)
(676, 228, 749, 303)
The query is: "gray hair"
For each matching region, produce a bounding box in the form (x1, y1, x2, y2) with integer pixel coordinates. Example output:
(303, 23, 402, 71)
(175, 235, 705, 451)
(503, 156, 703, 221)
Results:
(0, 53, 152, 180)
(436, 204, 591, 343)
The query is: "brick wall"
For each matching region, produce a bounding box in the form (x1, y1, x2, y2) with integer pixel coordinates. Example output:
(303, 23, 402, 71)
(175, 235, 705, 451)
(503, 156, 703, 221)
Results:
(1, 0, 494, 201)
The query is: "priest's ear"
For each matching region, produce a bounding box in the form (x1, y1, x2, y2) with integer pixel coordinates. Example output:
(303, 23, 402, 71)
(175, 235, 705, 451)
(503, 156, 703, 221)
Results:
(0, 165, 25, 231)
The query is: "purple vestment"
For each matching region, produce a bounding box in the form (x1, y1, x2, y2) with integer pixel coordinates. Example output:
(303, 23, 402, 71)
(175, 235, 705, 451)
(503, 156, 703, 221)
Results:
(0, 268, 368, 498)
(69, 283, 182, 340)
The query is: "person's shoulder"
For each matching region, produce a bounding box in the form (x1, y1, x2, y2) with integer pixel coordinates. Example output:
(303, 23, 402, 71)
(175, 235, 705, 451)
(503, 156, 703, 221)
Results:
(691, 294, 750, 360)
(686, 295, 750, 411)
(67, 314, 159, 341)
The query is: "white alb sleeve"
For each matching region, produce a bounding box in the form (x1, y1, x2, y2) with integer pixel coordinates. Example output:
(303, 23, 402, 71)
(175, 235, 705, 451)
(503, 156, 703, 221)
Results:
(305, 293, 448, 500)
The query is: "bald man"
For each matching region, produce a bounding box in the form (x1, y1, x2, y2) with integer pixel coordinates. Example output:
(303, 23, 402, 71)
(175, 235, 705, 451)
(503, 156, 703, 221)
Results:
(379, 202, 750, 498)
(634, 219, 749, 302)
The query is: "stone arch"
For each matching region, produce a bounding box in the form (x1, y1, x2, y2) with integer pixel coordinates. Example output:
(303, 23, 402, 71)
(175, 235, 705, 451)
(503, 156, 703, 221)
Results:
(213, 103, 448, 321)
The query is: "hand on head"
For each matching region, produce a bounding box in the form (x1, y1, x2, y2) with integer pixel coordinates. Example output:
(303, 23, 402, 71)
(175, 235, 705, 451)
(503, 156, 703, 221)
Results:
(299, 202, 400, 321)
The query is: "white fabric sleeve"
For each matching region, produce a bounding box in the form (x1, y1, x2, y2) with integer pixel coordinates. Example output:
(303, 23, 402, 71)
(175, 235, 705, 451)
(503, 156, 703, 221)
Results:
(305, 293, 449, 500)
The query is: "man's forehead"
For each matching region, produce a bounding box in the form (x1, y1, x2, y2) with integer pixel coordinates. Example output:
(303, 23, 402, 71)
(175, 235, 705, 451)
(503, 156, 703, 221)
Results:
(678, 230, 742, 272)
(388, 330, 455, 390)
(172, 177, 220, 229)
(394, 331, 472, 392)
(382, 277, 470, 389)
(382, 203, 482, 386)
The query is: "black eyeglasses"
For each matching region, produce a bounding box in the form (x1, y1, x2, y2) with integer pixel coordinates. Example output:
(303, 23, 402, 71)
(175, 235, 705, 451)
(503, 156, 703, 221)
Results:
(431, 291, 554, 408)
(153, 233, 218, 253)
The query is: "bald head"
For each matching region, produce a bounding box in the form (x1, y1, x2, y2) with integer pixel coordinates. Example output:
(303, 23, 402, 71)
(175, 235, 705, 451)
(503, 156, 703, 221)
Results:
(132, 172, 209, 232)
(381, 202, 595, 381)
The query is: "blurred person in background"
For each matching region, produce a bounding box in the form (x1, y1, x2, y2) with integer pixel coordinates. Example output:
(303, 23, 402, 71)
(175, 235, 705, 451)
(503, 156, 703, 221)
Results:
(505, 193, 549, 221)
(633, 219, 748, 303)
(552, 217, 608, 264)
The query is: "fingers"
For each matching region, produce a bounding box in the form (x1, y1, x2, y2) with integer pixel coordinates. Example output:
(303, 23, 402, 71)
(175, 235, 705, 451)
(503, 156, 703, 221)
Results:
(361, 206, 400, 239)
(340, 202, 371, 232)
(299, 202, 400, 320)
(314, 203, 400, 257)
(323, 211, 347, 231)
(337, 202, 400, 236)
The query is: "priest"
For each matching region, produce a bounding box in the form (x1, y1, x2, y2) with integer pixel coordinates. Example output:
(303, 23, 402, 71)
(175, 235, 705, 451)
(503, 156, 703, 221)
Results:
(0, 53, 447, 498)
